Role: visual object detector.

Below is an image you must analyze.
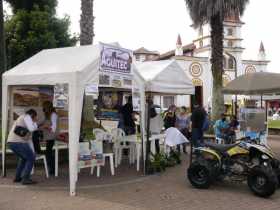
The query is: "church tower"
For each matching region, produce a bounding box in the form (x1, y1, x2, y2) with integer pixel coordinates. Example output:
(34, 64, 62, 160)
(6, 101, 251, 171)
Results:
(175, 34, 183, 56)
(258, 41, 266, 61)
(192, 13, 245, 76)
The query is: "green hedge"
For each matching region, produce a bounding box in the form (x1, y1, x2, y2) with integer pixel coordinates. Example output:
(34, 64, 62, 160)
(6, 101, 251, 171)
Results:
(268, 120, 280, 129)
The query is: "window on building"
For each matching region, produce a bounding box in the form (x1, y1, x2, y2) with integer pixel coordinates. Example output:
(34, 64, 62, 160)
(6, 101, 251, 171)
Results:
(199, 40, 203, 48)
(228, 40, 234, 47)
(163, 96, 175, 109)
(228, 57, 235, 69)
(199, 27, 203, 36)
(227, 28, 233, 36)
(135, 54, 140, 61)
(223, 56, 227, 69)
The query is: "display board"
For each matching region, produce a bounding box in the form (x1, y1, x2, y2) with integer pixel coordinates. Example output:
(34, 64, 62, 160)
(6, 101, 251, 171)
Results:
(53, 84, 68, 109)
(95, 91, 123, 121)
(10, 86, 69, 135)
(94, 44, 134, 121)
(239, 108, 266, 132)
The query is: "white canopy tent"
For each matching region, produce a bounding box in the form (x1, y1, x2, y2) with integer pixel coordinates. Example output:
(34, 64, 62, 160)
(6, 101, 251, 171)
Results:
(2, 45, 193, 196)
(136, 60, 195, 95)
(134, 60, 195, 134)
(2, 44, 146, 196)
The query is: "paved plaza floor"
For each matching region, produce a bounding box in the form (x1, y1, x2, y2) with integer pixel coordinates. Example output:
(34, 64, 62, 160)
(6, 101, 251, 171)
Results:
(0, 136, 280, 210)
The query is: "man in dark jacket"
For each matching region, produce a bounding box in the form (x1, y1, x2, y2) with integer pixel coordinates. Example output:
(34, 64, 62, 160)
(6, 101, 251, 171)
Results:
(191, 104, 206, 147)
(121, 96, 135, 135)
(163, 105, 176, 129)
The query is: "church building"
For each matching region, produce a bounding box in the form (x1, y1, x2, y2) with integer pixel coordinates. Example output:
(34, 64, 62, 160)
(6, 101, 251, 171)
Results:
(133, 14, 270, 111)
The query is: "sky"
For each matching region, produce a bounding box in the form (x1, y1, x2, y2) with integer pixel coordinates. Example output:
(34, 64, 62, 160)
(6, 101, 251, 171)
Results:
(4, 0, 280, 72)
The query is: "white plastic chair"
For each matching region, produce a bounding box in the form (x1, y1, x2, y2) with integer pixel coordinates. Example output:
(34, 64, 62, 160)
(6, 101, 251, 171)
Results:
(215, 137, 225, 144)
(111, 128, 135, 167)
(92, 128, 105, 141)
(90, 140, 114, 177)
(28, 141, 49, 178)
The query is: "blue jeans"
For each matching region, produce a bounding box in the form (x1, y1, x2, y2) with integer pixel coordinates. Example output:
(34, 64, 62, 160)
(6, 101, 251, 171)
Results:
(8, 142, 35, 180)
(192, 128, 204, 147)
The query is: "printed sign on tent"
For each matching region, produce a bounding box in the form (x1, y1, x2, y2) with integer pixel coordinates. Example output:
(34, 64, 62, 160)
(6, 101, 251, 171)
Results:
(85, 84, 98, 96)
(100, 43, 133, 75)
(99, 43, 133, 89)
(53, 84, 68, 108)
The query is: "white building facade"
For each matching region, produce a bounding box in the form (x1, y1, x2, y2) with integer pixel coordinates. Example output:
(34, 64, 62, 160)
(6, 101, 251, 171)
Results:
(134, 15, 270, 111)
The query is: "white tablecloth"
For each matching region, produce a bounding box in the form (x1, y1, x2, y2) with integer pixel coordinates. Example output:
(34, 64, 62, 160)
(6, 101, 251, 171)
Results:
(165, 127, 189, 147)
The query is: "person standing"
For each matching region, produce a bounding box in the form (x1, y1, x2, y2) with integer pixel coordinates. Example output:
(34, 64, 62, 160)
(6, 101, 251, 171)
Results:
(163, 105, 176, 129)
(191, 104, 206, 147)
(41, 101, 58, 175)
(7, 109, 38, 184)
(175, 106, 190, 153)
(121, 96, 136, 135)
(150, 106, 164, 154)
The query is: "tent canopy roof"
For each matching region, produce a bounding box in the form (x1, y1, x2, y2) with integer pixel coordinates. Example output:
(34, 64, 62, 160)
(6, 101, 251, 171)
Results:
(223, 72, 280, 95)
(4, 45, 100, 76)
(2, 44, 104, 86)
(136, 60, 194, 95)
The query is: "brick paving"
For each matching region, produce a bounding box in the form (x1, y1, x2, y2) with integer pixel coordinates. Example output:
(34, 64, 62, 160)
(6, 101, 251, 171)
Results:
(0, 136, 279, 210)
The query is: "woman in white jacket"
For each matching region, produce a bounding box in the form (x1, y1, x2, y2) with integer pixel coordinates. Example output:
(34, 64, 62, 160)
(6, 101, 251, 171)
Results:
(149, 106, 164, 154)
(7, 109, 38, 184)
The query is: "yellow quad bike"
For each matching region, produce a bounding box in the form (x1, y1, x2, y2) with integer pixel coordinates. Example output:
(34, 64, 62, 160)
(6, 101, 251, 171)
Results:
(187, 141, 280, 197)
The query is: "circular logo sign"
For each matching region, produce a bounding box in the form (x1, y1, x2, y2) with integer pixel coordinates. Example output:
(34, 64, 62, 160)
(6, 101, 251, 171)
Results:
(189, 62, 203, 77)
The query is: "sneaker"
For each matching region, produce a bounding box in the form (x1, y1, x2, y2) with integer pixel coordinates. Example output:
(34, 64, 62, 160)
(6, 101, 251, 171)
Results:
(13, 178, 22, 183)
(22, 179, 37, 185)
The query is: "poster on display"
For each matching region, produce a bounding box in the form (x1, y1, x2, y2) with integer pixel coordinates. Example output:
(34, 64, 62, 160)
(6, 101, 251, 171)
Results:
(78, 143, 92, 167)
(99, 43, 133, 89)
(96, 91, 123, 120)
(39, 87, 53, 105)
(53, 84, 68, 108)
(85, 84, 98, 96)
(56, 109, 69, 132)
(13, 87, 40, 107)
(132, 83, 141, 111)
(122, 76, 133, 88)
(90, 141, 104, 165)
(132, 93, 141, 111)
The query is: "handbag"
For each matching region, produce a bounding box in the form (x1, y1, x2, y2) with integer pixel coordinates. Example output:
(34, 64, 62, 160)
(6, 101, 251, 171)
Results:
(14, 126, 29, 137)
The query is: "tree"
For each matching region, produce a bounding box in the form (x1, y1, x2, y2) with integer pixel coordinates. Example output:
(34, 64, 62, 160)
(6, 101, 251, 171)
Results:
(80, 0, 94, 45)
(0, 0, 6, 72)
(5, 0, 78, 68)
(0, 0, 7, 113)
(185, 0, 249, 120)
(6, 0, 57, 14)
(80, 0, 94, 123)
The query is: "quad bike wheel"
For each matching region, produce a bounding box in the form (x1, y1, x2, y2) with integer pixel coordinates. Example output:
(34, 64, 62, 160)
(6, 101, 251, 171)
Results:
(248, 165, 279, 197)
(187, 160, 214, 189)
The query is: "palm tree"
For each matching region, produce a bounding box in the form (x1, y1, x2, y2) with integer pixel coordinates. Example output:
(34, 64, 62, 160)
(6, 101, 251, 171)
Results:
(185, 0, 249, 120)
(80, 0, 95, 124)
(80, 0, 94, 45)
(0, 0, 7, 114)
